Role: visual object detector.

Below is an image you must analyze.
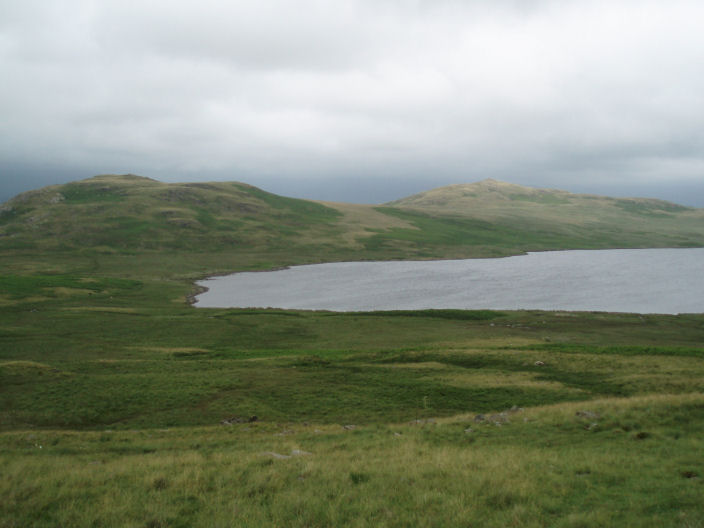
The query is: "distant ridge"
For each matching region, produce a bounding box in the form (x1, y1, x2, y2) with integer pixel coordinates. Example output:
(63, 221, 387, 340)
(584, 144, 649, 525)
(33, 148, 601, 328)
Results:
(1, 174, 703, 272)
(387, 178, 692, 214)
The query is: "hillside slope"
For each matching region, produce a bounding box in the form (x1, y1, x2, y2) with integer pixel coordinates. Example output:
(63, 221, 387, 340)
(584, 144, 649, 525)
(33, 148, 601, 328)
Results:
(1, 175, 703, 279)
(387, 178, 698, 221)
(380, 178, 704, 251)
(0, 174, 349, 252)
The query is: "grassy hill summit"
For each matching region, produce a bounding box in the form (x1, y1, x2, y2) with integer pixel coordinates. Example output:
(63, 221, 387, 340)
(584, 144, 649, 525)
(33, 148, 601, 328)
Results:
(387, 177, 698, 219)
(0, 174, 345, 252)
(1, 174, 704, 280)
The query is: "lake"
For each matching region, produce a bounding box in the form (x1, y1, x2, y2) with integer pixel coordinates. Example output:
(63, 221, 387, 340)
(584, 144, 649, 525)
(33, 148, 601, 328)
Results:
(194, 248, 704, 314)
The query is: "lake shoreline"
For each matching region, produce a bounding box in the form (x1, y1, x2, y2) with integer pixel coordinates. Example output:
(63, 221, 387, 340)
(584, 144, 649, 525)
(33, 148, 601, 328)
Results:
(194, 248, 704, 314)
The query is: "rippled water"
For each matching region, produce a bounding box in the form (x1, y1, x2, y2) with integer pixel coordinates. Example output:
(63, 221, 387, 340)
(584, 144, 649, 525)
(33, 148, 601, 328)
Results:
(195, 248, 704, 314)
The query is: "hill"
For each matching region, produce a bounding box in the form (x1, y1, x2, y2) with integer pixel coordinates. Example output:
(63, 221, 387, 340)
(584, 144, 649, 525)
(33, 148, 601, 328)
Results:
(382, 177, 704, 252)
(0, 174, 347, 252)
(1, 174, 704, 280)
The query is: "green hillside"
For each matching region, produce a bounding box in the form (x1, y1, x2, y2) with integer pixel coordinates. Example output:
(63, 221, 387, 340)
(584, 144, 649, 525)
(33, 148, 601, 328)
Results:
(1, 175, 703, 282)
(0, 174, 345, 253)
(383, 178, 704, 252)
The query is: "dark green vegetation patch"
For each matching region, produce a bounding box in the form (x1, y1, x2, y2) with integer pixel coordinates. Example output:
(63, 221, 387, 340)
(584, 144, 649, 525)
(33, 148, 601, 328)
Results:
(60, 182, 127, 204)
(352, 309, 504, 321)
(0, 274, 141, 299)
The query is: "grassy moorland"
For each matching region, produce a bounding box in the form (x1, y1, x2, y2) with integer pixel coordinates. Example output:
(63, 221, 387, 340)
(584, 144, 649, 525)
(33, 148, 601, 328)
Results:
(1, 175, 704, 527)
(3, 174, 704, 272)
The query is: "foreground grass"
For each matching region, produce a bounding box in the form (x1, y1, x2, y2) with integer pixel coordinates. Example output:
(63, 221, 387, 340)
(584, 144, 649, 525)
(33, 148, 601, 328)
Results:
(2, 273, 704, 526)
(2, 395, 703, 527)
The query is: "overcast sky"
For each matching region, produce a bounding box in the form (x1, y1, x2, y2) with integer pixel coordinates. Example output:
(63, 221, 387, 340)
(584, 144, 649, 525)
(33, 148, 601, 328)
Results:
(2, 0, 704, 205)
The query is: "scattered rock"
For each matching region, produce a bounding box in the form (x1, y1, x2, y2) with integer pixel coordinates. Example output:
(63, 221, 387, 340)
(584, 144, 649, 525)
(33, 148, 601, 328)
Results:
(393, 432, 402, 437)
(534, 361, 545, 366)
(575, 410, 600, 419)
(221, 415, 258, 425)
(261, 449, 312, 460)
(473, 407, 522, 426)
(262, 451, 290, 460)
(273, 429, 294, 436)
(488, 413, 510, 426)
(464, 427, 474, 434)
(408, 418, 435, 425)
(343, 425, 356, 430)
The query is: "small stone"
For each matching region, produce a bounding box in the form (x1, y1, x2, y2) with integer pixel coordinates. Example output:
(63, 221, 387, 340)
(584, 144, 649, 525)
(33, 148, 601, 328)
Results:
(576, 410, 600, 419)
(473, 414, 486, 423)
(273, 429, 293, 436)
(291, 449, 311, 457)
(534, 361, 545, 366)
(262, 452, 290, 459)
(489, 413, 509, 424)
(343, 425, 356, 430)
(464, 427, 474, 434)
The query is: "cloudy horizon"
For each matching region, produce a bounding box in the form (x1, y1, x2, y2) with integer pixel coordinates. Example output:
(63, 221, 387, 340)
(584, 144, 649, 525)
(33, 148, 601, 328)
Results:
(2, 1, 704, 206)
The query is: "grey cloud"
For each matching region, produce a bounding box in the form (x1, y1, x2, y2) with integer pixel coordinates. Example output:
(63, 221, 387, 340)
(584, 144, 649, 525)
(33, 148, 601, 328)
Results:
(93, 1, 387, 71)
(1, 1, 704, 206)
